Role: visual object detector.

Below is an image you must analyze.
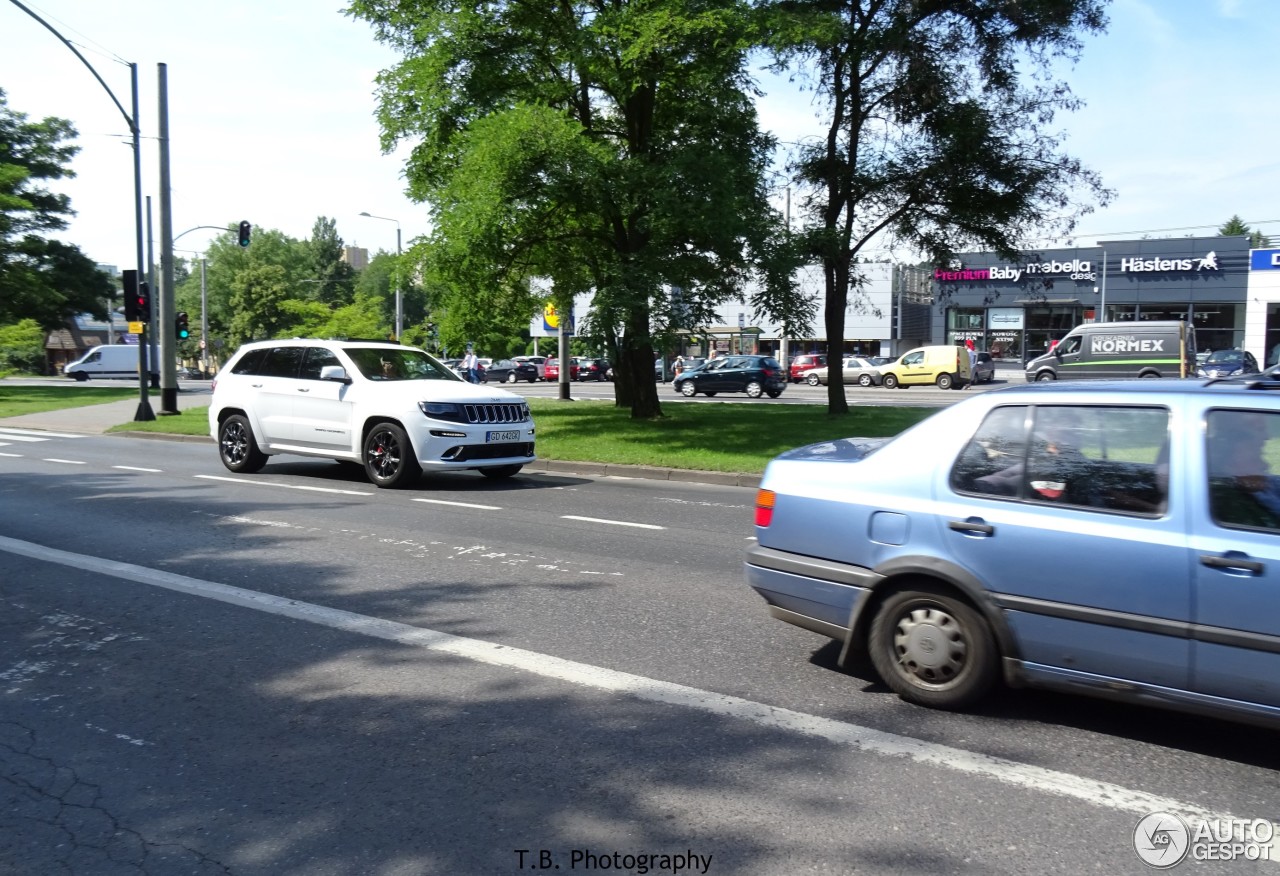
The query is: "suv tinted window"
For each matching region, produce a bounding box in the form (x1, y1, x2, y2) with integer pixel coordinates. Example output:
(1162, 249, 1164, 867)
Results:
(230, 348, 270, 375)
(300, 346, 341, 380)
(258, 346, 305, 378)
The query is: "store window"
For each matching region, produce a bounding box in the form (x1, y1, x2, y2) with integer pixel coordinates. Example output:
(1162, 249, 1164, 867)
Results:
(948, 308, 985, 349)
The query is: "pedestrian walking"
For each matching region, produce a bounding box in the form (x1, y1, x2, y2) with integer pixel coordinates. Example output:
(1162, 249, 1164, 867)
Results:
(463, 349, 481, 383)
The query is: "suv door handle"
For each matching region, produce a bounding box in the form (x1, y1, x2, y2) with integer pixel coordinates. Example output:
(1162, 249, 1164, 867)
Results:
(297, 387, 310, 393)
(1199, 553, 1264, 575)
(949, 518, 995, 536)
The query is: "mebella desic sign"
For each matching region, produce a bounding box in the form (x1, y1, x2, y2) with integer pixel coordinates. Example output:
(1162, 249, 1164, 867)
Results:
(934, 259, 1096, 283)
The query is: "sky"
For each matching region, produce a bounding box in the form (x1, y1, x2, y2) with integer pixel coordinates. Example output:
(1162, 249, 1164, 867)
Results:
(2, 0, 1278, 274)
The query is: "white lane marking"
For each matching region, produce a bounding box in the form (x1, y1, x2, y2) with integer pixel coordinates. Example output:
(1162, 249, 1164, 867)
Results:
(194, 474, 373, 496)
(0, 427, 83, 438)
(0, 531, 1269, 837)
(113, 466, 162, 473)
(42, 458, 87, 465)
(413, 498, 503, 511)
(0, 452, 20, 457)
(0, 434, 50, 443)
(561, 515, 664, 530)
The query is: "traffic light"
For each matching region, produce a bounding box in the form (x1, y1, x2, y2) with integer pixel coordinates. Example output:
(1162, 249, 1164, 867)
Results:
(238, 220, 252, 247)
(123, 273, 150, 323)
(175, 311, 190, 340)
(122, 270, 139, 320)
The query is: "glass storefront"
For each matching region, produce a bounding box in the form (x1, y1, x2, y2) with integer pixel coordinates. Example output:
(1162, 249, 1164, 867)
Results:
(1109, 303, 1241, 353)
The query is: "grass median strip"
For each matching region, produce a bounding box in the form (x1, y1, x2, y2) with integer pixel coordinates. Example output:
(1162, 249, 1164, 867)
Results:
(0, 387, 937, 475)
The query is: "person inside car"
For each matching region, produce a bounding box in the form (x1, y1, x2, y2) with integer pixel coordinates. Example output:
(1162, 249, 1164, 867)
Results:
(1208, 411, 1280, 527)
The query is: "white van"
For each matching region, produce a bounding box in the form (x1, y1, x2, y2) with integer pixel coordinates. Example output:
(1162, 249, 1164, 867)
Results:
(64, 344, 158, 384)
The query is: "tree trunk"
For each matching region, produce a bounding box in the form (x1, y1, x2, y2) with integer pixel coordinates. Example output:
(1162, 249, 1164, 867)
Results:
(824, 256, 850, 415)
(622, 306, 662, 419)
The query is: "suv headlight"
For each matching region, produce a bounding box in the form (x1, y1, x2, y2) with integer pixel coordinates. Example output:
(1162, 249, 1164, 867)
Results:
(419, 401, 464, 423)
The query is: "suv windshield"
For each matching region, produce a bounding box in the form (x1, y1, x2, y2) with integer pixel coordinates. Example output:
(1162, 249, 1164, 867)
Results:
(346, 347, 460, 382)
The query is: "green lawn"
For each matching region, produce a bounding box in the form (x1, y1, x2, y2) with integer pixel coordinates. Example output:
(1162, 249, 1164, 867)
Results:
(2, 386, 941, 474)
(0, 385, 138, 416)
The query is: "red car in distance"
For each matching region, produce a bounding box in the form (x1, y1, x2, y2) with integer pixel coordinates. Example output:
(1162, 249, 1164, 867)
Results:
(788, 353, 827, 383)
(544, 357, 580, 381)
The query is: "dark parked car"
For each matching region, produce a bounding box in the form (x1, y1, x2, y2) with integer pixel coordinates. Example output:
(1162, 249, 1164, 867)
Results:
(1197, 348, 1260, 379)
(745, 378, 1280, 729)
(482, 359, 539, 383)
(673, 355, 786, 399)
(578, 357, 612, 381)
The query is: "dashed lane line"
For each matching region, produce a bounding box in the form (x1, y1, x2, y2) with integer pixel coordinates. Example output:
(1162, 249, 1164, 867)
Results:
(0, 531, 1271, 845)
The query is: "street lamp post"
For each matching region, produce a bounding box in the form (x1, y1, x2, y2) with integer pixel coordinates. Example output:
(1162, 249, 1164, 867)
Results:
(359, 212, 402, 340)
(9, 0, 153, 420)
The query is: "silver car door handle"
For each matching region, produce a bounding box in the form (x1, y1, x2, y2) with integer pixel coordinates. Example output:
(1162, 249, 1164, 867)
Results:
(1199, 553, 1264, 575)
(949, 518, 995, 536)
(297, 387, 310, 392)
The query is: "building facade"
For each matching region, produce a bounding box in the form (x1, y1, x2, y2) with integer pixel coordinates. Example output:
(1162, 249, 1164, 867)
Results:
(930, 236, 1254, 362)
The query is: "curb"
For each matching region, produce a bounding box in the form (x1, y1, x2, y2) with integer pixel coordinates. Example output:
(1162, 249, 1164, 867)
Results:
(108, 431, 763, 488)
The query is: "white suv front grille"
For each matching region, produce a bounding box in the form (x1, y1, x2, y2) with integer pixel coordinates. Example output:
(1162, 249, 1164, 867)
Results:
(462, 402, 528, 424)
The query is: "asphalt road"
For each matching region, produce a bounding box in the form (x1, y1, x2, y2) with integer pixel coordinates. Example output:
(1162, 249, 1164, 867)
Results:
(1, 431, 1277, 875)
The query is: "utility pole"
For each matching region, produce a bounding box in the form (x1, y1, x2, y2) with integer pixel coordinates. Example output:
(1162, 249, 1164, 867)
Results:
(157, 63, 178, 414)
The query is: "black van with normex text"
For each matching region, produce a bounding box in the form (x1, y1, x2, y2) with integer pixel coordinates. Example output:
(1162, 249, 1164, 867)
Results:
(1025, 320, 1196, 382)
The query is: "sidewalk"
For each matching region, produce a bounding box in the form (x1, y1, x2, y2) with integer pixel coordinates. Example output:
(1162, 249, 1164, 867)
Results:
(0, 399, 762, 488)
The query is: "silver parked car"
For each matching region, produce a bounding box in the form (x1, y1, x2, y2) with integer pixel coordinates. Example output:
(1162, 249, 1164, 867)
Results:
(746, 377, 1280, 729)
(804, 355, 884, 387)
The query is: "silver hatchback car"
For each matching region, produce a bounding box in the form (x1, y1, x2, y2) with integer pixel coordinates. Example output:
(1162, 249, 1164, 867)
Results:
(746, 377, 1280, 729)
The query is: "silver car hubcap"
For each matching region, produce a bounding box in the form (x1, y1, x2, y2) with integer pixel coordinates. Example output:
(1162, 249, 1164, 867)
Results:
(892, 606, 967, 686)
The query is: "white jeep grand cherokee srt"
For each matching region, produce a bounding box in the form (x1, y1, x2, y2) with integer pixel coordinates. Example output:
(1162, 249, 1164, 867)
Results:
(208, 339, 535, 488)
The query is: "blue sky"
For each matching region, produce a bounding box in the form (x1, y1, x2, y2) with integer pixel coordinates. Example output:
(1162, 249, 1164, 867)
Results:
(2, 0, 1277, 271)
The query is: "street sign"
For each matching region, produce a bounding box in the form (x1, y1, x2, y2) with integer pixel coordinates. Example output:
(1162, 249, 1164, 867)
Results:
(128, 321, 145, 335)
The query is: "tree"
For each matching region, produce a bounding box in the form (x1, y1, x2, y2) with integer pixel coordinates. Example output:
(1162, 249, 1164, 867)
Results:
(227, 262, 292, 344)
(0, 318, 46, 374)
(305, 216, 357, 306)
(1219, 215, 1270, 248)
(766, 0, 1112, 413)
(0, 89, 111, 327)
(348, 0, 809, 418)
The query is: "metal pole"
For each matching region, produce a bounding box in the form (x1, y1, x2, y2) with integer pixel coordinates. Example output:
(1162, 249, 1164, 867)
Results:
(132, 66, 153, 419)
(395, 225, 403, 340)
(146, 195, 158, 389)
(1100, 250, 1107, 322)
(200, 258, 208, 374)
(157, 63, 178, 413)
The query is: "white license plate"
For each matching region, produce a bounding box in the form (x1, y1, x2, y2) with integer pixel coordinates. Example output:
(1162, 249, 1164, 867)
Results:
(486, 430, 520, 443)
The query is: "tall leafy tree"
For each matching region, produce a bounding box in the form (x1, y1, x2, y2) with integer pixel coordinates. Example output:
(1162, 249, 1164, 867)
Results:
(766, 0, 1112, 413)
(0, 89, 111, 328)
(348, 0, 808, 417)
(305, 216, 357, 306)
(1219, 215, 1270, 248)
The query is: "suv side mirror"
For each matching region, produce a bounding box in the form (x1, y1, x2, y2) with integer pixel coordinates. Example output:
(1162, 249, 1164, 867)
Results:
(320, 365, 351, 383)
